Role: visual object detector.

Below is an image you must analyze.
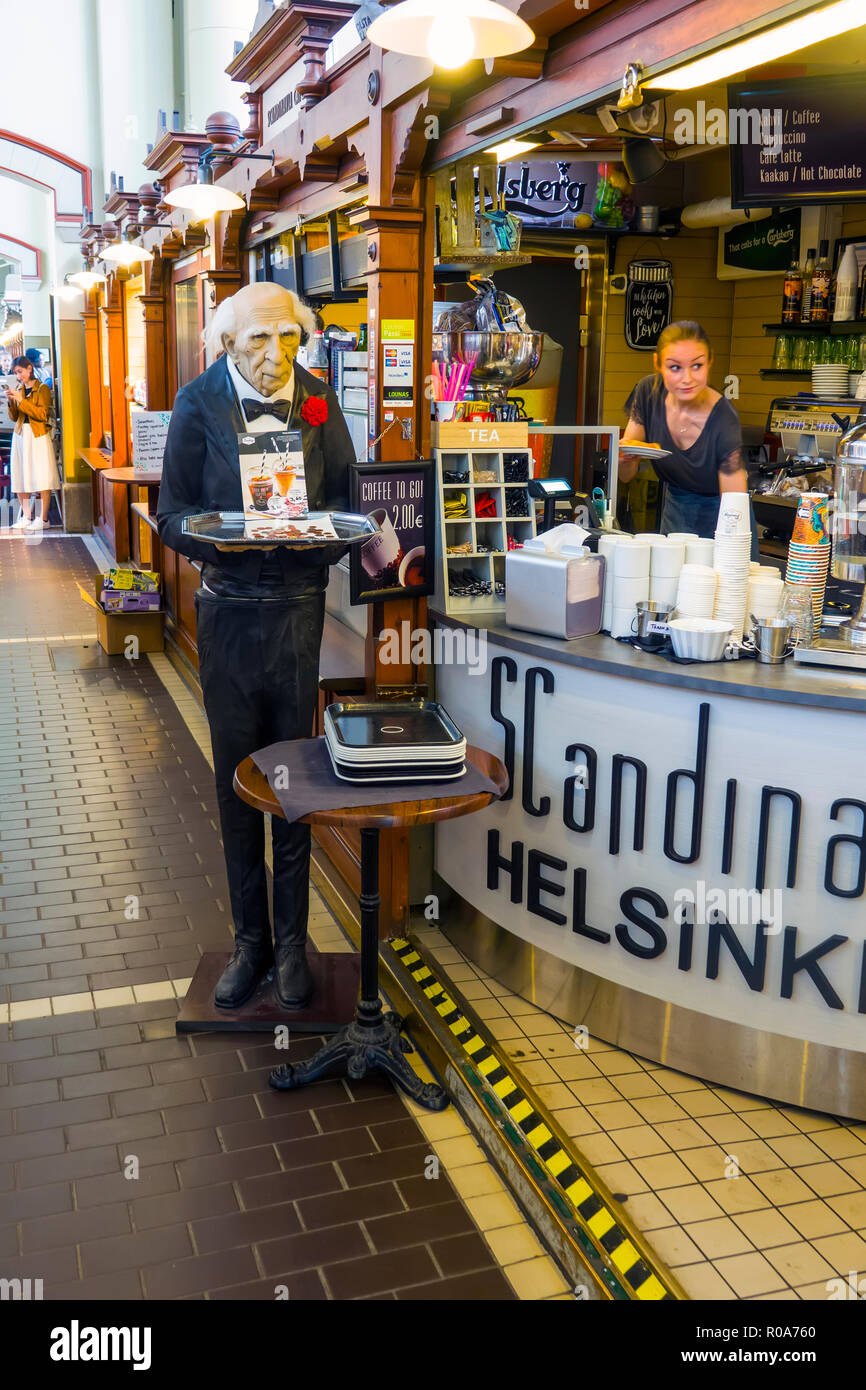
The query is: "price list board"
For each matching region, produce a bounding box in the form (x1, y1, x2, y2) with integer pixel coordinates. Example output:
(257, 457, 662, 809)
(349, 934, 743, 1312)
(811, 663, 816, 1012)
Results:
(730, 75, 866, 208)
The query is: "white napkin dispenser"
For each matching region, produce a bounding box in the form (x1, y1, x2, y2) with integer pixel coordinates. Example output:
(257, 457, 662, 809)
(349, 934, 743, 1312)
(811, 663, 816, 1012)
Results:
(506, 545, 606, 640)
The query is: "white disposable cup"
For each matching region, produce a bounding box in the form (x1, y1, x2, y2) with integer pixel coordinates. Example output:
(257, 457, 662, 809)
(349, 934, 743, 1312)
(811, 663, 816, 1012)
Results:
(677, 593, 716, 618)
(715, 493, 751, 536)
(599, 533, 631, 628)
(686, 538, 714, 565)
(680, 563, 716, 580)
(649, 575, 679, 606)
(649, 538, 685, 578)
(613, 539, 650, 578)
(609, 605, 638, 639)
(613, 575, 650, 608)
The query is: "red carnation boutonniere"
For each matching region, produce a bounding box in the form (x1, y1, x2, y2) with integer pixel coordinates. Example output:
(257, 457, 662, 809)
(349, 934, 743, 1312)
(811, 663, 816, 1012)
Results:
(301, 395, 328, 427)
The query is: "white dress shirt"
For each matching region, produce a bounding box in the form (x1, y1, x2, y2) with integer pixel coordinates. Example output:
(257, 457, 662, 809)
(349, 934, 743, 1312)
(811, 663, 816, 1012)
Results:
(227, 355, 295, 434)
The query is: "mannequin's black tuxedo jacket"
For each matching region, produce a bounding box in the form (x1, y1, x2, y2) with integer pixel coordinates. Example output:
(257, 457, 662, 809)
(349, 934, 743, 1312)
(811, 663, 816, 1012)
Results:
(156, 356, 356, 592)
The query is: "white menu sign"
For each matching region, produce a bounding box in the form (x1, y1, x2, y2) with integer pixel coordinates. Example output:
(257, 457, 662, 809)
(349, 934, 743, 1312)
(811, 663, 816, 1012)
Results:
(131, 411, 171, 475)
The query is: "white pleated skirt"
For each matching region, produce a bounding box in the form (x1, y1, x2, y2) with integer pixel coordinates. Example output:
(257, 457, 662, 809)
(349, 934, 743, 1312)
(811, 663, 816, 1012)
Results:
(11, 424, 60, 493)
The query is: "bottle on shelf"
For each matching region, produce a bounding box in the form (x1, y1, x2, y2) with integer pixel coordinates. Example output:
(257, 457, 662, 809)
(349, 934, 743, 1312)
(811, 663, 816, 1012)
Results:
(858, 266, 866, 321)
(833, 244, 859, 322)
(780, 254, 803, 323)
(810, 240, 832, 324)
(800, 247, 817, 322)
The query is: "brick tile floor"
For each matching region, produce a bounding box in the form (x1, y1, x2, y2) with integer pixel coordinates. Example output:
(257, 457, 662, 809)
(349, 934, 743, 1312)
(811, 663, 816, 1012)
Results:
(0, 538, 516, 1300)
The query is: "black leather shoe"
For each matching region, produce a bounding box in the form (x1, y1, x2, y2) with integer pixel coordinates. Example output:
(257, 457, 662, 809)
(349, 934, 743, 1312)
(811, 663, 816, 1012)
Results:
(214, 946, 270, 1009)
(275, 945, 314, 1010)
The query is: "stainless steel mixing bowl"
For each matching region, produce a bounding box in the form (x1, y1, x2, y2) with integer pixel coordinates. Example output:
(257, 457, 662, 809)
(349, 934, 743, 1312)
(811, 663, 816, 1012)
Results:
(432, 330, 544, 389)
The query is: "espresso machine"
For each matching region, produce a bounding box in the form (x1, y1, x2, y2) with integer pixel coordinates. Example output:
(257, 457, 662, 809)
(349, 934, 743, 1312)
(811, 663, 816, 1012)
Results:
(751, 396, 856, 542)
(793, 416, 866, 669)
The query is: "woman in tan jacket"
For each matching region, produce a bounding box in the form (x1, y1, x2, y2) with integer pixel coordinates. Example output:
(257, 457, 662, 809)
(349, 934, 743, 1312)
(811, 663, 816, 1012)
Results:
(6, 355, 60, 530)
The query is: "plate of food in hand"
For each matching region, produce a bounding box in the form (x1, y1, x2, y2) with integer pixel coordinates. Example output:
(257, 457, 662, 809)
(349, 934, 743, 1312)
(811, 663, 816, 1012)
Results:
(183, 511, 382, 548)
(617, 441, 672, 459)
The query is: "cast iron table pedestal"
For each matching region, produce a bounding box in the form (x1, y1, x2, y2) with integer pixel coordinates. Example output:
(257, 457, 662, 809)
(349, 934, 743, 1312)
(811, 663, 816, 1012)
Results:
(233, 744, 507, 1112)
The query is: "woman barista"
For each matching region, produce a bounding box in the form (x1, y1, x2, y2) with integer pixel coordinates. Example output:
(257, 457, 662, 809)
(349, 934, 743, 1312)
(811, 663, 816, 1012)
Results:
(618, 321, 758, 557)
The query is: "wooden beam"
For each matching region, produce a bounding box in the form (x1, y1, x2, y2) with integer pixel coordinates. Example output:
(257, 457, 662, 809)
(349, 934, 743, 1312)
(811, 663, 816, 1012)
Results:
(432, 0, 814, 165)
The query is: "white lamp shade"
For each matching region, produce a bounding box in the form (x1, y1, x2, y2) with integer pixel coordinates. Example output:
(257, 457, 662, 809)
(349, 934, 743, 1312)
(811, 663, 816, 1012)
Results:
(366, 0, 534, 63)
(163, 182, 245, 217)
(67, 270, 106, 290)
(101, 242, 154, 267)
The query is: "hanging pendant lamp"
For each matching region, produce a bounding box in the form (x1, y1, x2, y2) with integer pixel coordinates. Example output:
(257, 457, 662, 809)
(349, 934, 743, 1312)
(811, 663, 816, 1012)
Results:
(101, 232, 154, 268)
(366, 0, 534, 70)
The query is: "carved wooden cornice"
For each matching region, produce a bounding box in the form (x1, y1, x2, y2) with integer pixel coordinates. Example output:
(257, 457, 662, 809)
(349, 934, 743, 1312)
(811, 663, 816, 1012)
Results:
(102, 188, 142, 232)
(215, 207, 248, 273)
(145, 130, 212, 193)
(228, 1, 358, 90)
(391, 87, 453, 202)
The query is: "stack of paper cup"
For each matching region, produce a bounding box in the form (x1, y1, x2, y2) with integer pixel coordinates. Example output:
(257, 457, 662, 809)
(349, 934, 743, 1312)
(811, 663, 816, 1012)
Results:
(599, 532, 632, 632)
(785, 493, 831, 622)
(713, 495, 752, 640)
(647, 535, 685, 608)
(685, 537, 714, 566)
(609, 537, 650, 637)
(676, 564, 717, 618)
(747, 571, 784, 621)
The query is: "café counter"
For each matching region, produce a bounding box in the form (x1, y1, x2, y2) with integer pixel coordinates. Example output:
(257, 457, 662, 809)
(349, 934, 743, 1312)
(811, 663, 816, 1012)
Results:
(429, 607, 866, 1120)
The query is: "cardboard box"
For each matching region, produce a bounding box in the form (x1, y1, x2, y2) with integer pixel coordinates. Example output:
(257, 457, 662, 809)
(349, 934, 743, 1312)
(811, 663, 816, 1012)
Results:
(93, 576, 164, 655)
(432, 421, 529, 450)
(101, 589, 162, 614)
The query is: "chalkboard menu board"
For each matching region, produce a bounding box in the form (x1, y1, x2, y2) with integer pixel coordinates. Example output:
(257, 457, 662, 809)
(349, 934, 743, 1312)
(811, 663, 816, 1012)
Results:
(349, 460, 435, 603)
(730, 75, 866, 208)
(625, 261, 673, 351)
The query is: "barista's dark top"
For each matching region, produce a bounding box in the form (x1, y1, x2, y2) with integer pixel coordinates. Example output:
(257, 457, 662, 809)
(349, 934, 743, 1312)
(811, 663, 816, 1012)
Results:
(625, 374, 743, 497)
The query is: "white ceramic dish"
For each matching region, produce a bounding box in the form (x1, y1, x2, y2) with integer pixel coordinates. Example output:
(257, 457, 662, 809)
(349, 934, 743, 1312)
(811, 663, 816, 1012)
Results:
(669, 617, 734, 661)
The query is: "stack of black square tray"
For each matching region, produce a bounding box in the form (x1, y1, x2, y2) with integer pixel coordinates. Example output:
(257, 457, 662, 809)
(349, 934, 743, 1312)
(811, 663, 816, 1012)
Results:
(324, 701, 467, 784)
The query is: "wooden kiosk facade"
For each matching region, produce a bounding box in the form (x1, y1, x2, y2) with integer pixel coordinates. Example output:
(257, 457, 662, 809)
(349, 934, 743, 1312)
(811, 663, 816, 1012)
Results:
(76, 0, 801, 930)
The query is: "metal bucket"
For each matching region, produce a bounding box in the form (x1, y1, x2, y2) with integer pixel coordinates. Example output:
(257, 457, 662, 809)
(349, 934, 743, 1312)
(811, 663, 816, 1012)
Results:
(631, 599, 674, 648)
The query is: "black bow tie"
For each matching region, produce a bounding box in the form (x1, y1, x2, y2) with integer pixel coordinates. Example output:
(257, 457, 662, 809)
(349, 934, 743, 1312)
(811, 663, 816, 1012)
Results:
(242, 398, 292, 423)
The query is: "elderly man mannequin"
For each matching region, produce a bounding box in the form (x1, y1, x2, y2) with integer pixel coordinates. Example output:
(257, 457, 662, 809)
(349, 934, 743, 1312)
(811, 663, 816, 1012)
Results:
(157, 283, 356, 1010)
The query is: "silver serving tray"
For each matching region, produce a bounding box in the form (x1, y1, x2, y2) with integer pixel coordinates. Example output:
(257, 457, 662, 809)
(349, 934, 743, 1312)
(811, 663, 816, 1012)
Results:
(182, 511, 380, 548)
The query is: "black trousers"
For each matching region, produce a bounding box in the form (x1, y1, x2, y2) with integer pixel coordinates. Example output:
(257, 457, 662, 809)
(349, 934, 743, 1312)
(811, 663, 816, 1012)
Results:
(195, 587, 326, 957)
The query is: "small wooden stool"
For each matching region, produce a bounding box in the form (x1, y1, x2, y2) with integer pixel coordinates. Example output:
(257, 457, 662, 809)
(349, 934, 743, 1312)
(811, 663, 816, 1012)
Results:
(233, 744, 508, 1112)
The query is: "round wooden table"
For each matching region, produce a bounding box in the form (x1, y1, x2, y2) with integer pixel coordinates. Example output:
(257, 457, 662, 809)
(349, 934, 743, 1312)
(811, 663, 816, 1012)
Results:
(233, 743, 508, 1111)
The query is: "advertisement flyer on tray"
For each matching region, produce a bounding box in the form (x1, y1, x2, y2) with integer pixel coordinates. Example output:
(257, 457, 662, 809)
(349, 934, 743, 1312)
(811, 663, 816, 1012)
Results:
(237, 430, 337, 540)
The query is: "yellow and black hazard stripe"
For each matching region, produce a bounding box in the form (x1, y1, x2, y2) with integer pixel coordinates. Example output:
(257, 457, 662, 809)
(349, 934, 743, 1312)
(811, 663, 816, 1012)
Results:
(391, 937, 675, 1301)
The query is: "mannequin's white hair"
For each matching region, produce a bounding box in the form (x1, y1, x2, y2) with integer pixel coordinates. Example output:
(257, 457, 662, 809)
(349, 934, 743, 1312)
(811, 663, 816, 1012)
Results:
(203, 284, 317, 357)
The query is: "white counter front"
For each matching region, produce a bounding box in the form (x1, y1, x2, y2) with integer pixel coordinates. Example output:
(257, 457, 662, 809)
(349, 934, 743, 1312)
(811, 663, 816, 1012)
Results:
(432, 612, 866, 1118)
